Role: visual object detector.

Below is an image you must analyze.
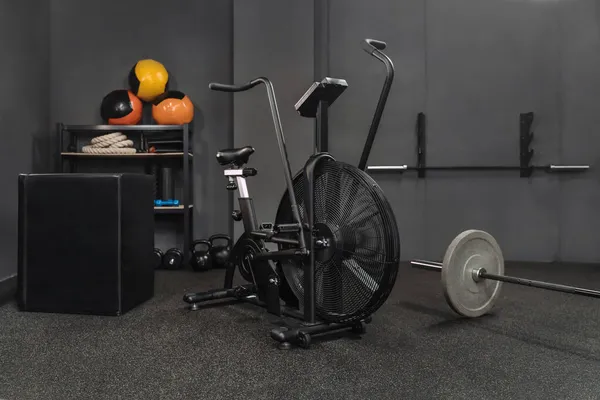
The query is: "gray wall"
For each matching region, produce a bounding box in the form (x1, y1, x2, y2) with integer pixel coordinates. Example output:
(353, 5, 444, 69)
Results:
(328, 0, 428, 260)
(324, 0, 598, 263)
(3, 0, 598, 285)
(558, 0, 600, 262)
(50, 0, 233, 250)
(417, 0, 562, 262)
(233, 0, 600, 263)
(0, 1, 50, 283)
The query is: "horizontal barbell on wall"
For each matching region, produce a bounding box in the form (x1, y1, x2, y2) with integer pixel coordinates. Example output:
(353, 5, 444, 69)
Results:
(367, 112, 590, 178)
(368, 164, 590, 173)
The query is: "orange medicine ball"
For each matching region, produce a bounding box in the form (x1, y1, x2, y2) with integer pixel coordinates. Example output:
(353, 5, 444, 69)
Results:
(100, 90, 143, 125)
(152, 90, 194, 125)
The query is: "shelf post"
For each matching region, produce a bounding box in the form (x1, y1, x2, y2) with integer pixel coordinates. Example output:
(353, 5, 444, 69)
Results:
(183, 124, 191, 265)
(56, 123, 64, 173)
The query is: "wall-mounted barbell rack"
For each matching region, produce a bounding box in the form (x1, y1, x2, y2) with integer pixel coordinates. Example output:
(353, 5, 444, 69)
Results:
(367, 112, 590, 178)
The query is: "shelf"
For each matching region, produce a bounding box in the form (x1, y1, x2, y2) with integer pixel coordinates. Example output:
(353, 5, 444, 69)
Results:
(58, 121, 194, 261)
(154, 205, 193, 214)
(61, 152, 193, 158)
(63, 124, 188, 132)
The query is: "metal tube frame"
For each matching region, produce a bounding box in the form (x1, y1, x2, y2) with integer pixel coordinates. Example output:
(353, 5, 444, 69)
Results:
(208, 77, 307, 255)
(315, 100, 329, 153)
(358, 39, 395, 171)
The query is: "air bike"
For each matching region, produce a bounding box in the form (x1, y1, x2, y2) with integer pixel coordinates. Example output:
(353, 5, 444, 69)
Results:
(183, 39, 400, 349)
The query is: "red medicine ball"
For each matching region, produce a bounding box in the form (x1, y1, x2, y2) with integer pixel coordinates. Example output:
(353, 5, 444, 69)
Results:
(100, 90, 143, 125)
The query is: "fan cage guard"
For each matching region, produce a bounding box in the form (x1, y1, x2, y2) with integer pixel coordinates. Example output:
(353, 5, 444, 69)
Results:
(275, 160, 400, 324)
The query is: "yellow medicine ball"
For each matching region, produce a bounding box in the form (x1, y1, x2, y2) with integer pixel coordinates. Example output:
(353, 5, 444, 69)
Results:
(128, 59, 169, 102)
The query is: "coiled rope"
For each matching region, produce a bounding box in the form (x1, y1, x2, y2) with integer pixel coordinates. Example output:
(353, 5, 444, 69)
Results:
(82, 132, 137, 154)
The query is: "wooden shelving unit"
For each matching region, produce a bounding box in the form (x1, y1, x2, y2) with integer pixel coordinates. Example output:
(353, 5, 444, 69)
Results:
(60, 152, 194, 158)
(153, 204, 194, 214)
(57, 123, 194, 262)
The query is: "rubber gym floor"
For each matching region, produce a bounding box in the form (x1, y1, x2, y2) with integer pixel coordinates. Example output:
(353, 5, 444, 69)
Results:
(1, 262, 599, 400)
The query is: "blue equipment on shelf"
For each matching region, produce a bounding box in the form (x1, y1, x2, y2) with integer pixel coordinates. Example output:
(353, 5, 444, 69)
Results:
(155, 199, 180, 207)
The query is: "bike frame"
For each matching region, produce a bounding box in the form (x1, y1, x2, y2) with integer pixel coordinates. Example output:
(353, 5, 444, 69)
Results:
(208, 39, 395, 324)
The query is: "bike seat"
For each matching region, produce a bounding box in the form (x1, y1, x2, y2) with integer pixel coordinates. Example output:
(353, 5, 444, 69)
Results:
(216, 146, 255, 167)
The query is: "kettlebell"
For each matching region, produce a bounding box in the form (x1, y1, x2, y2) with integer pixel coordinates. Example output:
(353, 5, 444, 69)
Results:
(163, 248, 184, 270)
(209, 234, 232, 268)
(190, 240, 212, 272)
(153, 248, 164, 269)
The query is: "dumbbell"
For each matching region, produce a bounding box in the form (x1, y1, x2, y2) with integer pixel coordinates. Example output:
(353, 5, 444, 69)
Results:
(162, 248, 184, 270)
(153, 248, 164, 269)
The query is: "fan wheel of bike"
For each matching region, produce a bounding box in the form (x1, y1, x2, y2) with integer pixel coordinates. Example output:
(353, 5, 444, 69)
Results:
(275, 160, 400, 324)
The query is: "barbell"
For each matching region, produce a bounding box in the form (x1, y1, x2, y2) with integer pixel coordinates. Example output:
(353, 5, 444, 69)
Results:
(410, 230, 600, 317)
(368, 164, 590, 173)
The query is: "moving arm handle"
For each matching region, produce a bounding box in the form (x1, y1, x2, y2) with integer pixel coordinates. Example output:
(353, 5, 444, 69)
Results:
(208, 76, 301, 247)
(209, 78, 266, 92)
(357, 39, 395, 171)
(362, 38, 387, 53)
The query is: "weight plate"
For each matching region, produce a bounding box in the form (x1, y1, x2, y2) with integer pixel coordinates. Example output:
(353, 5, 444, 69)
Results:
(441, 230, 504, 318)
(153, 248, 164, 270)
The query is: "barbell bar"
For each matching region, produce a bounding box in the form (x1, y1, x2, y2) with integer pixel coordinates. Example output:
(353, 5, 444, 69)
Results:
(367, 164, 590, 173)
(410, 229, 600, 318)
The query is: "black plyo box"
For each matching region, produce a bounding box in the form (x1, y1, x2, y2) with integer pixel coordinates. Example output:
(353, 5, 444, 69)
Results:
(17, 173, 155, 316)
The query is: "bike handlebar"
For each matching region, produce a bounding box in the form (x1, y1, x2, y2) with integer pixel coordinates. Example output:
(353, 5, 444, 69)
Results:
(208, 78, 265, 92)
